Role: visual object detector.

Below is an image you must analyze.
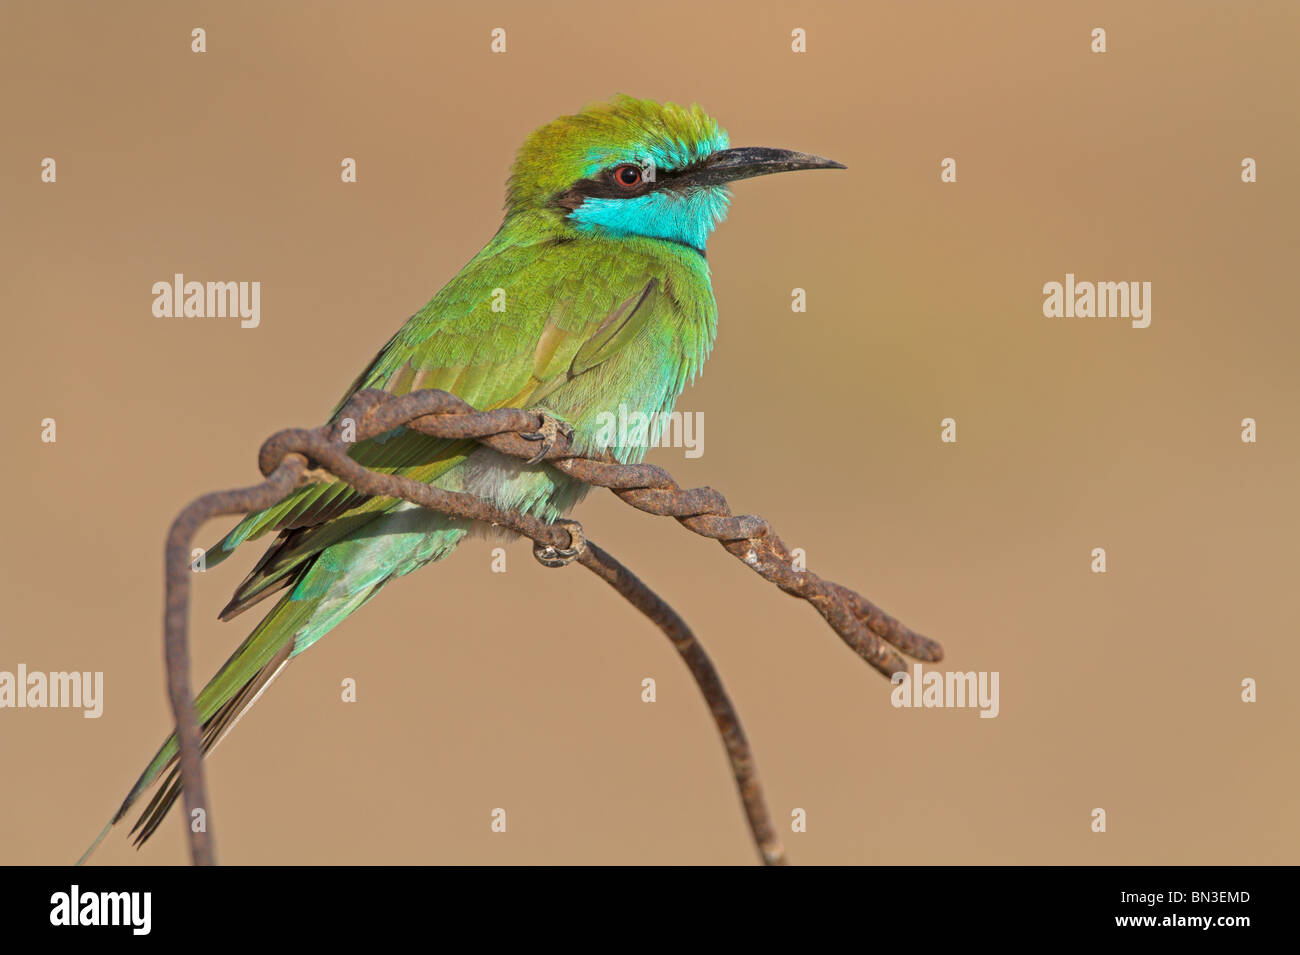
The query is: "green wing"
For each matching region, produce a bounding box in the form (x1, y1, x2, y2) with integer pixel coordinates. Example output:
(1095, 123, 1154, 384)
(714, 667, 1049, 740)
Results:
(213, 235, 664, 618)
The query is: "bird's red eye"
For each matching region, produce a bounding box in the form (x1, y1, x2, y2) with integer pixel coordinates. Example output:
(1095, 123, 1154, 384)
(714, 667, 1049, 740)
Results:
(613, 164, 643, 188)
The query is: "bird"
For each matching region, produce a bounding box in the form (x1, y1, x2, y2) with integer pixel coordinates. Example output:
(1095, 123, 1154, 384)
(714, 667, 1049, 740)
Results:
(80, 94, 843, 860)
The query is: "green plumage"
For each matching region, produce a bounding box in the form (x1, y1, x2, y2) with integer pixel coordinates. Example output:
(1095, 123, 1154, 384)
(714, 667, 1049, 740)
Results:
(81, 94, 843, 860)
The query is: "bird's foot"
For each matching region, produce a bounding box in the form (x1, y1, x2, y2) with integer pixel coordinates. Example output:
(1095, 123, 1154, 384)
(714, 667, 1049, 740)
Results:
(520, 409, 574, 465)
(533, 519, 586, 568)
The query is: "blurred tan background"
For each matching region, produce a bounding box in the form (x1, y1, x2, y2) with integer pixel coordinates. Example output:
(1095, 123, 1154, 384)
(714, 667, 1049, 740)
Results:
(2, 1, 1297, 865)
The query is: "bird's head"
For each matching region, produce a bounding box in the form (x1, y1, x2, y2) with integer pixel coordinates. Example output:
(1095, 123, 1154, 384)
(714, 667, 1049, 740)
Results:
(506, 95, 844, 254)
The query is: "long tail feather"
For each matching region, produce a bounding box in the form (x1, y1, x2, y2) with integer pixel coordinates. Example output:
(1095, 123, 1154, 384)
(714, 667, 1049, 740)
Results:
(78, 508, 468, 863)
(76, 588, 316, 863)
(126, 641, 294, 847)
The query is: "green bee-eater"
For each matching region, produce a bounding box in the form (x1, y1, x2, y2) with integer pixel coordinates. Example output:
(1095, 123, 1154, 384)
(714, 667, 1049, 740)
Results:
(83, 94, 843, 858)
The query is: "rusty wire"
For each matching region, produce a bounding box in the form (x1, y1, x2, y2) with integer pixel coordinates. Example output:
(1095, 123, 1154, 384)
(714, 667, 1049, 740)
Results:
(162, 387, 943, 866)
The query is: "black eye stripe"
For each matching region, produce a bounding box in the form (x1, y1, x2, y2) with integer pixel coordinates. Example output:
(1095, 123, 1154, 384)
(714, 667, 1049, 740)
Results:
(552, 158, 710, 211)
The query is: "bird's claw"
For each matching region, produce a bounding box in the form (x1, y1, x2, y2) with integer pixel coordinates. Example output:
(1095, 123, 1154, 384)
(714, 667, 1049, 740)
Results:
(533, 519, 586, 568)
(520, 410, 574, 465)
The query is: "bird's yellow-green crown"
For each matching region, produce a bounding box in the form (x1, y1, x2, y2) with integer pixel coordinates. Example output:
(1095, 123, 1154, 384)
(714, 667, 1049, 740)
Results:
(506, 95, 730, 210)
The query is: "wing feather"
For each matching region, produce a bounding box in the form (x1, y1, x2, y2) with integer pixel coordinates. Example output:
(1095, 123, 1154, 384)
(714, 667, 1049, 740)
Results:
(215, 238, 662, 618)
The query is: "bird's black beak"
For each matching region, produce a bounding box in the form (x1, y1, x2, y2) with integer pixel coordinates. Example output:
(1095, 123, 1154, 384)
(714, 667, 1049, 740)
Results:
(682, 147, 846, 187)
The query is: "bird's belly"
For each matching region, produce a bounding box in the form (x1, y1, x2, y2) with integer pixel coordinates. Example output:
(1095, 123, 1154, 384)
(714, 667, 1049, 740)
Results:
(422, 342, 690, 535)
(454, 445, 590, 524)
